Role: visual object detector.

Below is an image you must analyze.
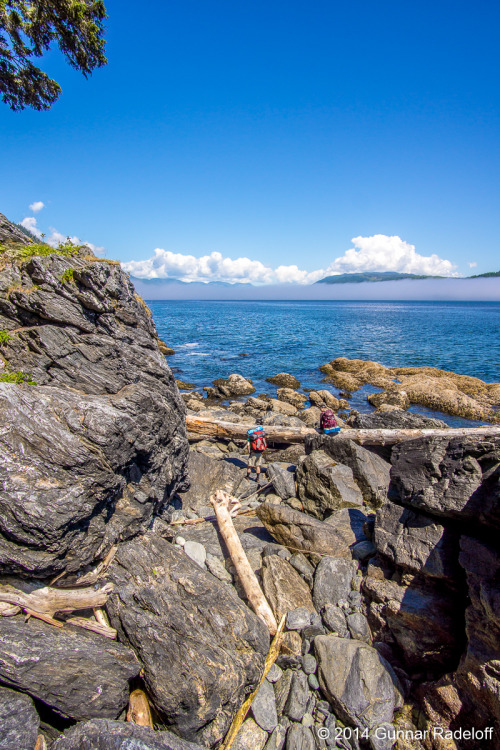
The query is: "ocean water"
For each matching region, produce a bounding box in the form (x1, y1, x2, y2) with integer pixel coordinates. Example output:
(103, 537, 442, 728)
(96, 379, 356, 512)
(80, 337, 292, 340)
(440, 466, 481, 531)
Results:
(149, 300, 500, 427)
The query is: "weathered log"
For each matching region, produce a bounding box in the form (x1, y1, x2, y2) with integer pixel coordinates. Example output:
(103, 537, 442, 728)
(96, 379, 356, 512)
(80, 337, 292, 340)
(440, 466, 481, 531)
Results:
(221, 614, 286, 750)
(210, 490, 278, 635)
(0, 583, 114, 624)
(186, 415, 315, 443)
(186, 416, 500, 446)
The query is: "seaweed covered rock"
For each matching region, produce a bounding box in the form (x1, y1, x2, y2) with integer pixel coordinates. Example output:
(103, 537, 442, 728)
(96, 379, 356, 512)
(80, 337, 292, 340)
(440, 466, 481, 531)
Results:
(106, 533, 269, 745)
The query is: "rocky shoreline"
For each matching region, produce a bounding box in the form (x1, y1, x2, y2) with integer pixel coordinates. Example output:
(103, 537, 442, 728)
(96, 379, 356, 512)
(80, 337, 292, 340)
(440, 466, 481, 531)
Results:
(0, 214, 499, 750)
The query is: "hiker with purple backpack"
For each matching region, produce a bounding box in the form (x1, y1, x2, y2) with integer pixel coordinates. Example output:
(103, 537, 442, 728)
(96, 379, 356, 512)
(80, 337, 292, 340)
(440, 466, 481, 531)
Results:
(319, 407, 341, 435)
(245, 423, 267, 480)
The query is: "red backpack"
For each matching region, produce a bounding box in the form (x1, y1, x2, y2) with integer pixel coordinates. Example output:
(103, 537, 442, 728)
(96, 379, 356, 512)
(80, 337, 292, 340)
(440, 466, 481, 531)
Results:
(320, 410, 337, 430)
(248, 427, 267, 452)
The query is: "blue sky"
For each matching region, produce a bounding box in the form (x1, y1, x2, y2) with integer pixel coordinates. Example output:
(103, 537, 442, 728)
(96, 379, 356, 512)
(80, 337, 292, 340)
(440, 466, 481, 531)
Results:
(1, 0, 499, 284)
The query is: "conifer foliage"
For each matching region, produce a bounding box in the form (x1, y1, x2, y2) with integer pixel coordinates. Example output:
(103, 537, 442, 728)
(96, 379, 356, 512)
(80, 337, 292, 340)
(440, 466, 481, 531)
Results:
(0, 0, 107, 110)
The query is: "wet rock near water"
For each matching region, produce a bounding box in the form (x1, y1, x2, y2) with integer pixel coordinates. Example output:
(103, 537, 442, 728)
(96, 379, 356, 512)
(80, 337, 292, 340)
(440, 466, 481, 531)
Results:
(266, 373, 301, 389)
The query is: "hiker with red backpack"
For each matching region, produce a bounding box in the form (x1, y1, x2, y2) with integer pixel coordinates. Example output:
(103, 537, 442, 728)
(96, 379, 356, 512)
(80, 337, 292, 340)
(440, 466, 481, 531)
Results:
(245, 423, 267, 480)
(319, 407, 341, 435)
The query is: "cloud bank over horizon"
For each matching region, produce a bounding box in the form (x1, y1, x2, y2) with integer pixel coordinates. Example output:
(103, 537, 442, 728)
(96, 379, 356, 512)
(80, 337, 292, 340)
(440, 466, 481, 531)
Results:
(122, 235, 459, 285)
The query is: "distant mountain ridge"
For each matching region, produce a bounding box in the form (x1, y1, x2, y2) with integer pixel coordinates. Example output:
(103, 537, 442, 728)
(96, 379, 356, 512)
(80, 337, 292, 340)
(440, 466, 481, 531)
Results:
(316, 270, 499, 284)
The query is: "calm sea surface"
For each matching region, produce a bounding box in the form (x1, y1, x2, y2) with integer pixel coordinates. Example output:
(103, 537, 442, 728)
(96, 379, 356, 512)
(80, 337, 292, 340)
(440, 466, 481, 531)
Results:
(149, 300, 500, 427)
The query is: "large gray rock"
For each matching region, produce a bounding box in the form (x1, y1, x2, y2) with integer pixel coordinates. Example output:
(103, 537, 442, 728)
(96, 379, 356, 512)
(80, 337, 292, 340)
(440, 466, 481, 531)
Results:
(456, 535, 500, 729)
(0, 615, 140, 720)
(232, 718, 268, 750)
(347, 411, 448, 430)
(362, 574, 463, 672)
(267, 462, 297, 500)
(313, 557, 355, 611)
(389, 436, 500, 529)
(0, 686, 39, 750)
(178, 452, 244, 514)
(257, 503, 369, 559)
(51, 718, 206, 750)
(284, 670, 309, 721)
(106, 533, 269, 745)
(0, 381, 187, 578)
(262, 554, 316, 621)
(296, 450, 363, 519)
(314, 635, 401, 731)
(373, 500, 460, 582)
(0, 254, 188, 579)
(306, 437, 391, 508)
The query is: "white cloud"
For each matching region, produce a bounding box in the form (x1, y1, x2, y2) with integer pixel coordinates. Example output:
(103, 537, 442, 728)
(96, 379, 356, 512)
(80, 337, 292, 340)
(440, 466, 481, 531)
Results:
(29, 201, 45, 213)
(323, 235, 458, 277)
(468, 261, 477, 268)
(122, 249, 326, 285)
(123, 234, 458, 285)
(20, 216, 42, 237)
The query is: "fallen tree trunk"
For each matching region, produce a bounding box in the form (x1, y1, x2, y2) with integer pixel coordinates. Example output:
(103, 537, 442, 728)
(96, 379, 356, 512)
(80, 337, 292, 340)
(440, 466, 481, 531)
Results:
(0, 583, 114, 622)
(210, 490, 278, 635)
(186, 415, 500, 446)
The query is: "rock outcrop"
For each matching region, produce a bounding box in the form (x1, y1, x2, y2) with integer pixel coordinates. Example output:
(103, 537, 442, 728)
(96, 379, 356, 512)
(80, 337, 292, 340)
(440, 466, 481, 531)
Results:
(106, 533, 269, 745)
(0, 249, 189, 577)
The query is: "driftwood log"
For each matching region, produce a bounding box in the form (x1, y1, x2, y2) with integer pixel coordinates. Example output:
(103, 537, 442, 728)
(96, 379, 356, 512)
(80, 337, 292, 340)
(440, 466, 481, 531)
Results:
(210, 490, 278, 635)
(186, 415, 500, 446)
(0, 583, 114, 628)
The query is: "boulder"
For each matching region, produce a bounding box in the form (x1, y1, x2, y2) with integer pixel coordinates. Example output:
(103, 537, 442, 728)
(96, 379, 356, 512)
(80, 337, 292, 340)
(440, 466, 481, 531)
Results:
(0, 381, 187, 578)
(367, 389, 410, 410)
(373, 500, 460, 583)
(314, 635, 402, 731)
(267, 462, 297, 500)
(106, 533, 269, 744)
(51, 718, 206, 750)
(262, 554, 316, 621)
(268, 398, 299, 416)
(362, 574, 464, 672)
(308, 390, 340, 411)
(296, 450, 363, 518)
(266, 373, 301, 389)
(456, 535, 500, 728)
(305, 436, 391, 508)
(297, 406, 322, 428)
(178, 452, 244, 514)
(313, 557, 356, 611)
(257, 503, 369, 559)
(0, 686, 39, 750)
(283, 670, 309, 721)
(0, 615, 140, 720)
(389, 436, 500, 529)
(277, 388, 308, 409)
(347, 410, 448, 430)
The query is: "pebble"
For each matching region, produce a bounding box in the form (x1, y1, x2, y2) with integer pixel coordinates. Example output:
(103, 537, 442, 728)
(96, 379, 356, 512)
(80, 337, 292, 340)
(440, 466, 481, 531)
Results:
(205, 553, 232, 583)
(286, 608, 311, 631)
(308, 674, 320, 690)
(347, 612, 371, 643)
(175, 536, 186, 547)
(301, 712, 315, 727)
(348, 591, 362, 607)
(266, 663, 283, 683)
(302, 654, 317, 675)
(351, 540, 376, 561)
(183, 540, 207, 568)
